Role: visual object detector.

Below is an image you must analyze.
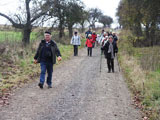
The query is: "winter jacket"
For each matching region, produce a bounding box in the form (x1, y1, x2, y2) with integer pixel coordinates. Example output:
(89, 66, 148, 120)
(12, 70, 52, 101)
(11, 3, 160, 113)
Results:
(70, 35, 81, 45)
(113, 35, 118, 43)
(85, 31, 92, 38)
(92, 34, 97, 43)
(85, 38, 93, 48)
(34, 40, 61, 64)
(101, 41, 118, 59)
(100, 36, 106, 46)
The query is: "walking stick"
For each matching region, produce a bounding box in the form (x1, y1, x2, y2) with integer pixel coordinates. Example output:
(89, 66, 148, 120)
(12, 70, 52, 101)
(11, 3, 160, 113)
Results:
(116, 53, 120, 72)
(100, 50, 103, 72)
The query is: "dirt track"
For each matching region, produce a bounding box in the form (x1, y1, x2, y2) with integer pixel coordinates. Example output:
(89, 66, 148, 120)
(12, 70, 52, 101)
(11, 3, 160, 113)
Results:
(0, 48, 141, 120)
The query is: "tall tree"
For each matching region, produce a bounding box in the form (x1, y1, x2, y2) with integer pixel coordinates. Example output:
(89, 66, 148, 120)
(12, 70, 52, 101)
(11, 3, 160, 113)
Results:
(117, 0, 160, 46)
(49, 0, 67, 38)
(79, 10, 89, 33)
(0, 0, 50, 45)
(88, 8, 102, 29)
(65, 0, 84, 38)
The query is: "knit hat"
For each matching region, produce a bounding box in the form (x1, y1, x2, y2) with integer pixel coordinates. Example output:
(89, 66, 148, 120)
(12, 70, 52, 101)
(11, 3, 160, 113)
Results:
(74, 32, 78, 34)
(88, 34, 92, 37)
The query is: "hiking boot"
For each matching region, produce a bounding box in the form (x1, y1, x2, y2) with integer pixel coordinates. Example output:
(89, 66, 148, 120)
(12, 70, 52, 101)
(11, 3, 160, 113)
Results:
(38, 83, 43, 89)
(48, 85, 52, 89)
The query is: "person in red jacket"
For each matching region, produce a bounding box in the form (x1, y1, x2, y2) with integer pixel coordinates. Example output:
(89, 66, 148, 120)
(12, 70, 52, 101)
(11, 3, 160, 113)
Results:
(86, 34, 94, 57)
(92, 31, 97, 48)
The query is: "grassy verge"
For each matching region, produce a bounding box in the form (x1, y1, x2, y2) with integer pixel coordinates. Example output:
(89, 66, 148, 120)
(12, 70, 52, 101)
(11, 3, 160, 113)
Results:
(0, 42, 74, 96)
(118, 30, 160, 120)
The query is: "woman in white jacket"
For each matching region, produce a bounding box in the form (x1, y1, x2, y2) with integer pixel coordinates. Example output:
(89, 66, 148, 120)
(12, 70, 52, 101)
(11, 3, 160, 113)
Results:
(70, 32, 81, 56)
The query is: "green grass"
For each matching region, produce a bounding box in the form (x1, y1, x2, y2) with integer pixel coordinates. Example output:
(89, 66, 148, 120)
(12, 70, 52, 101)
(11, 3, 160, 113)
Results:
(81, 38, 86, 47)
(0, 31, 38, 42)
(58, 44, 73, 61)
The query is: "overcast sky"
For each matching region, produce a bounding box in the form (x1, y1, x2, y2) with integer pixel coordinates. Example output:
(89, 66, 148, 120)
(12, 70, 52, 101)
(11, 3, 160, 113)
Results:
(82, 0, 120, 27)
(0, 0, 120, 28)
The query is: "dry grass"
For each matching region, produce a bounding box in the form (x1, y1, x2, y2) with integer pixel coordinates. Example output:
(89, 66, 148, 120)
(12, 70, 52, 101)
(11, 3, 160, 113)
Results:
(118, 30, 160, 120)
(119, 53, 146, 94)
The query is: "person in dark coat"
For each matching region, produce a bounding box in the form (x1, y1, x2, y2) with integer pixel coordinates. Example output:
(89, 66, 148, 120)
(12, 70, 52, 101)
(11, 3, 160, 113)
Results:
(101, 36, 118, 73)
(112, 32, 118, 43)
(34, 31, 62, 89)
(85, 28, 92, 38)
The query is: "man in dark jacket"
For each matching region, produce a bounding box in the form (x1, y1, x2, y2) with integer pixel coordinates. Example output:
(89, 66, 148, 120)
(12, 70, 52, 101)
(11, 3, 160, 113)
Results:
(101, 36, 118, 73)
(112, 32, 118, 43)
(85, 28, 92, 38)
(34, 31, 62, 89)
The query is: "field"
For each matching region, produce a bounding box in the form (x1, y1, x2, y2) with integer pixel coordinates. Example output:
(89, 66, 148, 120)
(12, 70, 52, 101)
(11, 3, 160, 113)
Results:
(0, 31, 38, 43)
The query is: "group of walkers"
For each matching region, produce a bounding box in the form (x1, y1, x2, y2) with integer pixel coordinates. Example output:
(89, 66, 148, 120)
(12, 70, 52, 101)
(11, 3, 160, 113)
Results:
(34, 29, 118, 89)
(84, 29, 118, 73)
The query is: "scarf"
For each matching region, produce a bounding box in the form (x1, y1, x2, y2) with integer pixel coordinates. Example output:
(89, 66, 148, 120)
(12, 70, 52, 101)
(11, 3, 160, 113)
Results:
(108, 42, 114, 59)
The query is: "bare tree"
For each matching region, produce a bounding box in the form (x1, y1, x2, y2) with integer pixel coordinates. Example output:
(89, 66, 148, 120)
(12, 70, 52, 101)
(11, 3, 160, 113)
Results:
(0, 0, 51, 45)
(88, 8, 102, 29)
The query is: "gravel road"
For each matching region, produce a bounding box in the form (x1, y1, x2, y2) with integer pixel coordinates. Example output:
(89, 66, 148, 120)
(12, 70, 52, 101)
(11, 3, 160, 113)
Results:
(0, 48, 141, 120)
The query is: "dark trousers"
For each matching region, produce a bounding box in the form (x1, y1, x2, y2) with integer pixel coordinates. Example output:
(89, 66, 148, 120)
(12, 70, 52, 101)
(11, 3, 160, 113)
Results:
(92, 43, 95, 48)
(107, 58, 114, 72)
(88, 47, 92, 56)
(74, 45, 78, 56)
(40, 62, 53, 86)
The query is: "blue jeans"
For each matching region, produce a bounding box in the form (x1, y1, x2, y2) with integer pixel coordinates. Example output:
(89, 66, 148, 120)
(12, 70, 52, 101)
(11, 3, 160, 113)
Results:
(40, 62, 53, 86)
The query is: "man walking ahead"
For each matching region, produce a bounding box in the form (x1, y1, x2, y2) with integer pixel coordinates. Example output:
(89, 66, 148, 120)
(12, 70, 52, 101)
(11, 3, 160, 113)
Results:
(34, 31, 62, 89)
(70, 32, 81, 56)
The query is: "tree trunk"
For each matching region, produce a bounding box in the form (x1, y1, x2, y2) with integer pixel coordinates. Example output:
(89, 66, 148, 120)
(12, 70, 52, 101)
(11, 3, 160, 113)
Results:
(22, 28, 31, 46)
(103, 24, 106, 28)
(68, 25, 73, 38)
(150, 22, 156, 46)
(91, 23, 95, 29)
(59, 28, 65, 38)
(136, 23, 142, 36)
(81, 23, 84, 33)
(59, 24, 65, 38)
(145, 24, 150, 46)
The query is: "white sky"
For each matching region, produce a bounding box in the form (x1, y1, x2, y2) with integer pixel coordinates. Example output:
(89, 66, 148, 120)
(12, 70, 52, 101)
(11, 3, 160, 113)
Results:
(82, 0, 120, 27)
(0, 0, 120, 28)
